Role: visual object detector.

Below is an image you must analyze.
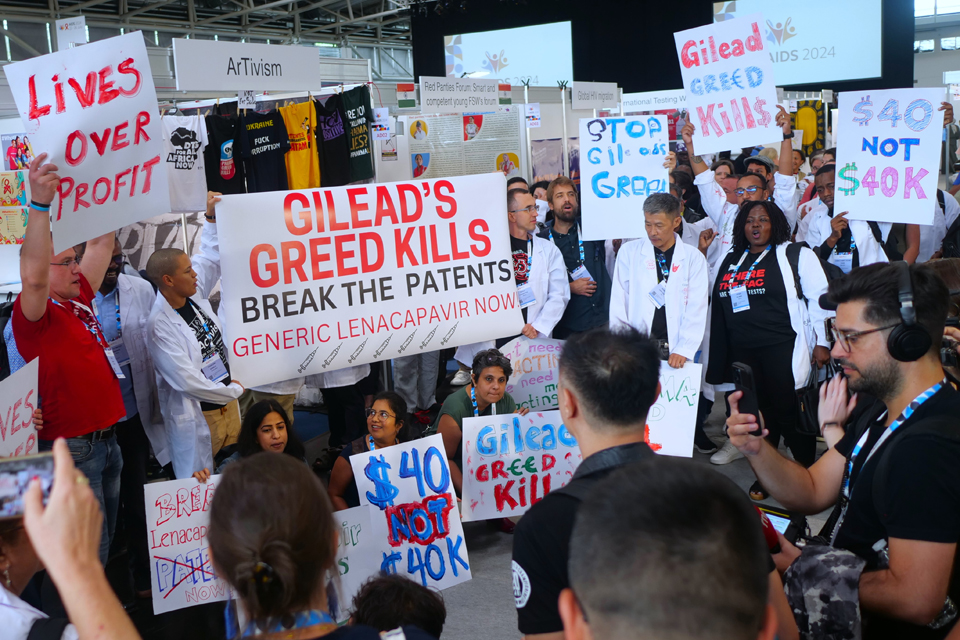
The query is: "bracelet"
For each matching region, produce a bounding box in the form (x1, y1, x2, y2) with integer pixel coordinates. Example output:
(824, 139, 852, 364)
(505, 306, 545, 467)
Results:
(820, 421, 841, 431)
(204, 215, 215, 222)
(29, 200, 51, 212)
(783, 132, 793, 140)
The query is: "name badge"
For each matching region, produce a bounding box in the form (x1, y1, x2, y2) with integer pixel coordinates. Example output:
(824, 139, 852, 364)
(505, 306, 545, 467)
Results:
(648, 281, 667, 309)
(517, 283, 537, 309)
(201, 355, 230, 383)
(730, 285, 751, 313)
(570, 264, 592, 281)
(104, 348, 126, 379)
(830, 251, 854, 274)
(109, 338, 131, 368)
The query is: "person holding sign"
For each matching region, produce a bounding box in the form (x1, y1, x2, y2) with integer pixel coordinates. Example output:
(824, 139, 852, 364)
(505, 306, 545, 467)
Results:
(610, 193, 709, 370)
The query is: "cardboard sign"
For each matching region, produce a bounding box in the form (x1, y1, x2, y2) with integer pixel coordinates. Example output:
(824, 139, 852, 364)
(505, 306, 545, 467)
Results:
(419, 77, 500, 113)
(0, 358, 38, 458)
(350, 434, 471, 590)
(4, 32, 170, 252)
(579, 115, 670, 241)
(572, 82, 619, 111)
(144, 476, 229, 614)
(215, 173, 524, 387)
(674, 13, 780, 155)
(172, 39, 323, 92)
(332, 505, 381, 622)
(834, 88, 943, 226)
(645, 361, 701, 457)
(460, 410, 582, 522)
(500, 336, 562, 411)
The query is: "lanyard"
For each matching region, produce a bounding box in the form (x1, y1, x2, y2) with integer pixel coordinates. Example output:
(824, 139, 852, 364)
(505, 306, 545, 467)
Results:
(655, 248, 671, 283)
(731, 245, 771, 285)
(368, 434, 397, 451)
(49, 298, 109, 349)
(95, 291, 122, 340)
(470, 385, 498, 418)
(237, 608, 337, 639)
(188, 299, 216, 339)
(548, 224, 586, 267)
(834, 226, 857, 255)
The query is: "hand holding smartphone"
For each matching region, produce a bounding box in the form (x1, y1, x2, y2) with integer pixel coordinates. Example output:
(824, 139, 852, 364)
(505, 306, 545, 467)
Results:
(731, 362, 764, 437)
(0, 453, 53, 520)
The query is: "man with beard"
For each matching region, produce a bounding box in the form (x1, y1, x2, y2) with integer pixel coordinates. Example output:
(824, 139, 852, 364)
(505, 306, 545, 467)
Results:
(538, 176, 611, 338)
(726, 262, 960, 639)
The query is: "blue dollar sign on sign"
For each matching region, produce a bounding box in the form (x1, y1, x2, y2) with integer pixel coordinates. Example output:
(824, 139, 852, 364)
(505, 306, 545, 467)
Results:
(838, 163, 860, 196)
(853, 96, 873, 127)
(364, 455, 399, 509)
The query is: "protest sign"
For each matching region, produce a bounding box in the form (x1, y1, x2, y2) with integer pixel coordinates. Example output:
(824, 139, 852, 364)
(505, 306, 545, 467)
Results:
(0, 358, 38, 458)
(834, 88, 943, 226)
(578, 115, 669, 241)
(500, 336, 562, 411)
(460, 410, 581, 522)
(350, 434, 471, 590)
(145, 476, 228, 614)
(216, 173, 523, 387)
(333, 505, 381, 622)
(645, 361, 701, 457)
(674, 14, 780, 155)
(4, 32, 170, 252)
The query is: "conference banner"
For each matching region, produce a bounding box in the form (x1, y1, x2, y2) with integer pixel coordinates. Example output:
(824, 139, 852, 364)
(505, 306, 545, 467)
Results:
(674, 13, 780, 155)
(216, 173, 523, 387)
(4, 32, 170, 252)
(579, 115, 670, 241)
(834, 88, 943, 226)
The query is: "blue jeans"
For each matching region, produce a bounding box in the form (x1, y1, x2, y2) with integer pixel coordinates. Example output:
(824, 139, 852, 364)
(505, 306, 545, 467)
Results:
(40, 435, 123, 566)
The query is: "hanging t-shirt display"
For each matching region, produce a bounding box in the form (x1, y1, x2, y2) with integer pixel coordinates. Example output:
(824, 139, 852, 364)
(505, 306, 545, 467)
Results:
(315, 96, 352, 188)
(341, 85, 375, 182)
(279, 101, 321, 189)
(239, 110, 291, 193)
(161, 115, 209, 212)
(204, 114, 246, 195)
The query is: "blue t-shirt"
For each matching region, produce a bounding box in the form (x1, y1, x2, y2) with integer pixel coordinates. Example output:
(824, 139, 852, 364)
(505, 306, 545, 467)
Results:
(94, 285, 137, 421)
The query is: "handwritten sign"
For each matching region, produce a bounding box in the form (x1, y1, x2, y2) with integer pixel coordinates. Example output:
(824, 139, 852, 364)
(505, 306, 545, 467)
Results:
(350, 434, 471, 590)
(500, 336, 562, 411)
(834, 88, 943, 226)
(4, 32, 170, 252)
(332, 505, 381, 622)
(144, 476, 228, 614)
(578, 115, 669, 241)
(0, 358, 38, 458)
(645, 361, 701, 457)
(674, 13, 780, 155)
(460, 411, 581, 522)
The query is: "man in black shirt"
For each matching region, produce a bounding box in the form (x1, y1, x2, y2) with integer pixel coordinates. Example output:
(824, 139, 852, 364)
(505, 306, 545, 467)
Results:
(726, 262, 960, 639)
(512, 327, 659, 639)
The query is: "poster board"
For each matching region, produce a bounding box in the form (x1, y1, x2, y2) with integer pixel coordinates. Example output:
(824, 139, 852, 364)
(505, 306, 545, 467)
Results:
(406, 111, 523, 181)
(0, 358, 38, 458)
(1, 134, 33, 171)
(500, 336, 562, 411)
(645, 361, 701, 457)
(332, 505, 381, 622)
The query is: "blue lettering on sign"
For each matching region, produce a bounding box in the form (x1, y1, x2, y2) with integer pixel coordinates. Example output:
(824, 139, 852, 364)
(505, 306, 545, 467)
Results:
(427, 495, 450, 535)
(447, 535, 470, 576)
(587, 147, 603, 164)
(745, 66, 763, 88)
(423, 446, 450, 494)
(558, 424, 577, 447)
(381, 550, 402, 574)
(364, 455, 399, 509)
(472, 421, 578, 455)
(524, 425, 542, 451)
(476, 425, 496, 454)
(592, 171, 614, 198)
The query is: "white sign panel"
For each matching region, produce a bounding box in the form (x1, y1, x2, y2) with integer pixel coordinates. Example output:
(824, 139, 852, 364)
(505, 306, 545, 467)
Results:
(172, 39, 322, 92)
(333, 505, 381, 622)
(579, 115, 670, 241)
(418, 76, 500, 113)
(350, 434, 472, 590)
(215, 173, 523, 387)
(4, 32, 170, 252)
(646, 361, 701, 458)
(145, 476, 228, 614)
(0, 358, 38, 458)
(622, 89, 687, 113)
(834, 88, 943, 226)
(674, 13, 780, 155)
(372, 107, 391, 140)
(54, 16, 86, 51)
(571, 81, 619, 111)
(525, 103, 541, 128)
(500, 336, 561, 411)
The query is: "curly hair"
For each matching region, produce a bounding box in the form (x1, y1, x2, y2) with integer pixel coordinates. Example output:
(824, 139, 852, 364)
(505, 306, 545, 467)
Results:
(731, 200, 792, 253)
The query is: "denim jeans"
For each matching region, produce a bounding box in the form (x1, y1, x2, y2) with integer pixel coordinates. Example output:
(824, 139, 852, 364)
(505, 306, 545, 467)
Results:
(40, 434, 123, 566)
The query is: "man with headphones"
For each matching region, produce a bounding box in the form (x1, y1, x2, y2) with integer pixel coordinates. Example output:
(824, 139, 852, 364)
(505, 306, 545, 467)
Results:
(726, 262, 960, 639)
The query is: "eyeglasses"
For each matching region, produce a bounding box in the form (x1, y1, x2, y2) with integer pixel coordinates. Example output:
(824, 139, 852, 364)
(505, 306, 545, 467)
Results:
(365, 408, 396, 421)
(509, 205, 537, 214)
(50, 256, 80, 268)
(827, 317, 900, 353)
(734, 186, 762, 196)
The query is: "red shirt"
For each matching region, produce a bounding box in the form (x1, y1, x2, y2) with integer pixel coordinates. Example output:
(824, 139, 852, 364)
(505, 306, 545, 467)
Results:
(12, 274, 124, 440)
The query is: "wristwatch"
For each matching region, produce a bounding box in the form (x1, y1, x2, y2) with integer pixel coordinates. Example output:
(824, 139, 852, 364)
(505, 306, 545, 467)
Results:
(783, 131, 794, 140)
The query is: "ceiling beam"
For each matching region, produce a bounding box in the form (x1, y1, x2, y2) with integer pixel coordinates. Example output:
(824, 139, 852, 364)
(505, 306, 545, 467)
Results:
(193, 0, 294, 26)
(122, 0, 179, 20)
(301, 8, 401, 35)
(60, 0, 115, 13)
(0, 24, 42, 57)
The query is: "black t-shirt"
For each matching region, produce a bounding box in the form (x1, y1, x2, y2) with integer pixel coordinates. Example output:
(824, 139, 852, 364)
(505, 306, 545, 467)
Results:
(341, 85, 375, 182)
(315, 96, 352, 188)
(239, 110, 291, 192)
(315, 625, 437, 640)
(511, 235, 531, 324)
(337, 437, 366, 509)
(539, 222, 610, 335)
(715, 247, 795, 348)
(651, 243, 675, 342)
(175, 299, 231, 410)
(204, 114, 246, 194)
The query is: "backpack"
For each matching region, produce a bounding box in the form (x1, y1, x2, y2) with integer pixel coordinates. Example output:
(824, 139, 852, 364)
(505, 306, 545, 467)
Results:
(27, 617, 71, 640)
(941, 192, 960, 259)
(867, 221, 904, 262)
(0, 292, 15, 381)
(786, 243, 844, 299)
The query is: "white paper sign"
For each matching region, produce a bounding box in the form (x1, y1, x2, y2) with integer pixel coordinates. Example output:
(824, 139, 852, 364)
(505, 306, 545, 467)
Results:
(238, 90, 256, 109)
(350, 434, 471, 590)
(3, 32, 170, 252)
(0, 358, 38, 458)
(500, 336, 561, 410)
(792, 130, 804, 151)
(372, 107, 391, 140)
(172, 39, 322, 92)
(333, 505, 381, 622)
(646, 361, 701, 457)
(419, 76, 500, 113)
(525, 103, 541, 128)
(460, 411, 581, 522)
(834, 88, 944, 226)
(571, 81, 619, 111)
(674, 13, 780, 155)
(622, 89, 687, 113)
(578, 115, 670, 241)
(54, 16, 86, 51)
(145, 476, 228, 614)
(215, 173, 524, 387)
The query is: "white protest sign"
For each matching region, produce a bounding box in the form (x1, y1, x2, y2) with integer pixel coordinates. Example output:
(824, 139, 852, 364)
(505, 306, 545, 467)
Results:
(419, 76, 500, 113)
(500, 336, 561, 411)
(0, 358, 38, 458)
(571, 82, 619, 111)
(372, 107, 391, 141)
(460, 411, 581, 522)
(54, 16, 86, 51)
(525, 103, 541, 128)
(834, 88, 943, 226)
(350, 434, 471, 589)
(4, 32, 170, 252)
(622, 89, 687, 113)
(333, 505, 381, 622)
(144, 476, 228, 614)
(172, 39, 322, 92)
(215, 173, 524, 387)
(578, 115, 670, 241)
(645, 361, 701, 457)
(238, 90, 256, 110)
(674, 13, 780, 155)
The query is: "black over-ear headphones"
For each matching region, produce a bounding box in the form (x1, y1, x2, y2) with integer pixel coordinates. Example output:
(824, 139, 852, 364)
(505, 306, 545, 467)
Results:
(887, 261, 932, 362)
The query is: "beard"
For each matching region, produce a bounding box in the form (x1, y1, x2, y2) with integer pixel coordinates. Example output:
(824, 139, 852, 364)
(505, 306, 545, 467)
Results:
(838, 355, 904, 402)
(554, 204, 579, 223)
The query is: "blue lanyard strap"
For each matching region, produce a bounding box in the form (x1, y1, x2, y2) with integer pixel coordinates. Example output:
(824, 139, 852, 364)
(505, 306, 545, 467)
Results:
(238, 609, 336, 639)
(471, 385, 479, 417)
(732, 245, 771, 284)
(548, 224, 586, 267)
(188, 299, 215, 338)
(95, 292, 122, 339)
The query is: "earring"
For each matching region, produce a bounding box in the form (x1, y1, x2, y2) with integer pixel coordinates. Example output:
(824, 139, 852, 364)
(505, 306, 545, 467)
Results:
(3, 568, 11, 589)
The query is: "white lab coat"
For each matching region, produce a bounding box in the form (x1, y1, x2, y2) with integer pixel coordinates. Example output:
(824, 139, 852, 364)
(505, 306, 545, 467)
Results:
(147, 221, 243, 479)
(804, 203, 889, 268)
(610, 235, 709, 361)
(680, 216, 717, 252)
(794, 196, 821, 243)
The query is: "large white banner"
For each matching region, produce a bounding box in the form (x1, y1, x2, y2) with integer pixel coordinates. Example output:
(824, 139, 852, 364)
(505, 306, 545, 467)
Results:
(834, 88, 943, 226)
(172, 39, 323, 92)
(674, 13, 780, 155)
(216, 173, 523, 387)
(350, 434, 471, 590)
(3, 32, 170, 252)
(579, 115, 670, 241)
(647, 361, 701, 458)
(0, 358, 38, 458)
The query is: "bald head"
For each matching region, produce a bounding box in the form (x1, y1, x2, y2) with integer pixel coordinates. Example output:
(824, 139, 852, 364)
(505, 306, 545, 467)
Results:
(146, 248, 186, 285)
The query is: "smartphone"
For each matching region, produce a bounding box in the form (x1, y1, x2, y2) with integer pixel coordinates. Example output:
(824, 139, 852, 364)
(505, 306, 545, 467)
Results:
(0, 453, 54, 521)
(731, 362, 763, 437)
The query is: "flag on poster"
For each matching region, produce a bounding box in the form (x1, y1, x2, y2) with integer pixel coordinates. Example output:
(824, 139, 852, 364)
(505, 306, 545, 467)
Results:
(499, 84, 512, 105)
(397, 83, 417, 109)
